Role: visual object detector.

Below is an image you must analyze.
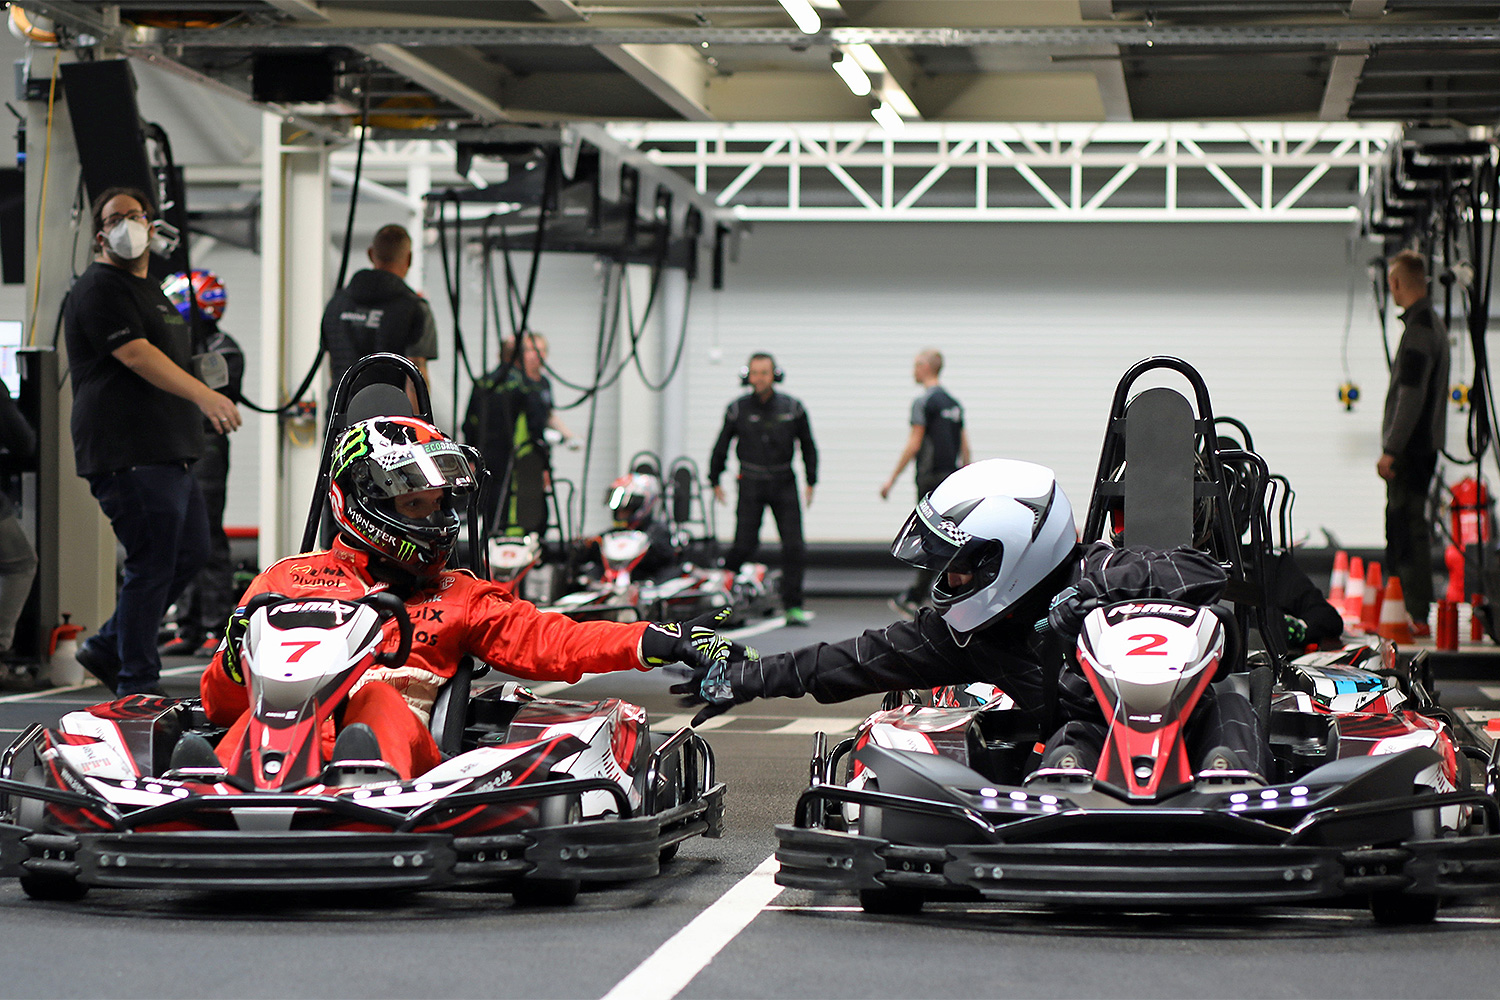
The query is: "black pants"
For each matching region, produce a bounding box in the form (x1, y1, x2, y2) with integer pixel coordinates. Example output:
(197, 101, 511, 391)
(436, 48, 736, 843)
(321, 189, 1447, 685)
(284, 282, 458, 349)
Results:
(725, 476, 805, 609)
(1385, 450, 1437, 622)
(174, 435, 234, 641)
(1045, 683, 1266, 776)
(86, 463, 210, 694)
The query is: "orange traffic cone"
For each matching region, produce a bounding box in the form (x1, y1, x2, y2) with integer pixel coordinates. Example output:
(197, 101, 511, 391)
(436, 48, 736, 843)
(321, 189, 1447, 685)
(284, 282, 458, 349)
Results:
(1345, 556, 1365, 622)
(1328, 551, 1348, 608)
(1377, 576, 1414, 644)
(1360, 562, 1384, 633)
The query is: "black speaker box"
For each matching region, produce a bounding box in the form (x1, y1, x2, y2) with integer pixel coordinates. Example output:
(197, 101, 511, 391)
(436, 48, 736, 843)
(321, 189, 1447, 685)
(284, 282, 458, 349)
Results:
(0, 168, 22, 284)
(252, 51, 336, 104)
(59, 60, 154, 208)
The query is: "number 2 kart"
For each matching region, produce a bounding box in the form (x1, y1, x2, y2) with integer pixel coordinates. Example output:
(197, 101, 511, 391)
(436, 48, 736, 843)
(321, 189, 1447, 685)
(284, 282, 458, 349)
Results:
(774, 357, 1500, 923)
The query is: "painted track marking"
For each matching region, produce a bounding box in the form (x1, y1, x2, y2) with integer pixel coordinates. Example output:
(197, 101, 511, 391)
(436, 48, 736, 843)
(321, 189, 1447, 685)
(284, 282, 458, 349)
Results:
(600, 854, 782, 1000)
(724, 616, 789, 641)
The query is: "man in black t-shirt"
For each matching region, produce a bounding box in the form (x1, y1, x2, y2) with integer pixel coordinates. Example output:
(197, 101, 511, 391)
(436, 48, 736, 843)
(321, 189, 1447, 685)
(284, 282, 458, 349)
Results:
(881, 348, 971, 615)
(321, 224, 438, 407)
(63, 187, 242, 696)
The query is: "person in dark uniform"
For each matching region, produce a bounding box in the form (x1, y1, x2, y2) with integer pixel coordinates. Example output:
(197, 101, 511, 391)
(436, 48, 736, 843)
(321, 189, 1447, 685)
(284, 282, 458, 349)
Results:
(64, 187, 242, 696)
(462, 331, 576, 534)
(159, 270, 245, 657)
(1378, 249, 1450, 636)
(708, 353, 818, 625)
(320, 223, 438, 407)
(881, 348, 971, 616)
(0, 383, 37, 685)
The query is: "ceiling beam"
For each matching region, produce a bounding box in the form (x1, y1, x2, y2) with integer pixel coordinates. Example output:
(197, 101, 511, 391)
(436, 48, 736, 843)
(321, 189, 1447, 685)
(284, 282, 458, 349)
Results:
(356, 43, 510, 124)
(262, 0, 329, 22)
(595, 44, 714, 121)
(530, 0, 588, 20)
(1320, 42, 1368, 120)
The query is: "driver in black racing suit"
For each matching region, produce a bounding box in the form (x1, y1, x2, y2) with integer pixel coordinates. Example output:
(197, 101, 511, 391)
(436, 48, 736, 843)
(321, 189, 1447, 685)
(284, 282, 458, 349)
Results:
(674, 458, 1266, 775)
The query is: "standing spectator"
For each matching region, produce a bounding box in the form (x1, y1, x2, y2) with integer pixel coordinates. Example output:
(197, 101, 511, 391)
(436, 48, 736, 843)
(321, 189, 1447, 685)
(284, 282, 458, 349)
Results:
(64, 187, 241, 696)
(708, 353, 818, 625)
(1377, 249, 1450, 636)
(159, 270, 245, 658)
(320, 223, 438, 407)
(462, 331, 575, 533)
(882, 348, 971, 618)
(0, 384, 37, 686)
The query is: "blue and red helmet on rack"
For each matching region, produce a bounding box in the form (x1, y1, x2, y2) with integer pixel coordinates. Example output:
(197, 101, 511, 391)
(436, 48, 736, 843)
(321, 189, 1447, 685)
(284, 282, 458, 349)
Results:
(161, 269, 227, 321)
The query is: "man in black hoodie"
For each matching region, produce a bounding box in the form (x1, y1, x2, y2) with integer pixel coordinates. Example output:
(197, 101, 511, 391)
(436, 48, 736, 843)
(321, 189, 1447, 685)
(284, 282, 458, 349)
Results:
(321, 224, 438, 399)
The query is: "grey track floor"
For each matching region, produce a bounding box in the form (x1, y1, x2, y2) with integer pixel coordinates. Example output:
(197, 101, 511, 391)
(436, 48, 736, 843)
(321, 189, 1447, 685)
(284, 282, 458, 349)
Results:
(4, 597, 1500, 999)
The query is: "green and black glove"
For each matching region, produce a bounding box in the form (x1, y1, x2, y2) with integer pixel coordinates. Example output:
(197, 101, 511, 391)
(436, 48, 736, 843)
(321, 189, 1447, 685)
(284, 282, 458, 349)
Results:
(219, 606, 252, 685)
(641, 607, 754, 725)
(1284, 614, 1309, 647)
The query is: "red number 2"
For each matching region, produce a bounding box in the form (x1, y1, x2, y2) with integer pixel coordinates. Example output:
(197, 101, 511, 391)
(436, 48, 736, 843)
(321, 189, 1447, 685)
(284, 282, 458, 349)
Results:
(281, 640, 321, 663)
(1126, 633, 1168, 656)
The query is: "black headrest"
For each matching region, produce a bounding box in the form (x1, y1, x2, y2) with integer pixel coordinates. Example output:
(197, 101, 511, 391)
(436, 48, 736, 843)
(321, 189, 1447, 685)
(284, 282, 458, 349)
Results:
(345, 384, 414, 426)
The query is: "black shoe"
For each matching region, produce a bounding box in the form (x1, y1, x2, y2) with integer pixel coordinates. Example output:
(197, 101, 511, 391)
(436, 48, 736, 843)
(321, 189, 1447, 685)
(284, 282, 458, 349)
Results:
(331, 723, 384, 763)
(167, 733, 221, 771)
(1202, 745, 1244, 771)
(1041, 743, 1096, 771)
(160, 633, 207, 657)
(75, 642, 121, 690)
(116, 684, 168, 699)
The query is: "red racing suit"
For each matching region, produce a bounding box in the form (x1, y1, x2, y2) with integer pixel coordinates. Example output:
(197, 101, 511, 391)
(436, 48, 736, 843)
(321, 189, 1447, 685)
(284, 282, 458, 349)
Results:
(201, 539, 651, 778)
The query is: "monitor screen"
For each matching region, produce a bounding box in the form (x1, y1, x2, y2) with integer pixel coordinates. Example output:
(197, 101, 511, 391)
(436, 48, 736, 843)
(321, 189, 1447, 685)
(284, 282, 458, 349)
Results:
(0, 321, 22, 397)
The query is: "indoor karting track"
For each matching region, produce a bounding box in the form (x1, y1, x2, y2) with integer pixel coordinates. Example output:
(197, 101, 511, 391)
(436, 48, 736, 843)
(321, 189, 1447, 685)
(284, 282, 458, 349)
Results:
(6, 597, 1500, 1000)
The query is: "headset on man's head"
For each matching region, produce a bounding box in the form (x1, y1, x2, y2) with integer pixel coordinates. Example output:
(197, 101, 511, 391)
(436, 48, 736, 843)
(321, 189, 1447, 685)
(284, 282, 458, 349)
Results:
(739, 353, 785, 386)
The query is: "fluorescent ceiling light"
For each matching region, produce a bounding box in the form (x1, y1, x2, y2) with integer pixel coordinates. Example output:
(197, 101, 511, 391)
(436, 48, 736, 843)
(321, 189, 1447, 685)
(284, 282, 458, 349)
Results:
(777, 0, 821, 34)
(843, 43, 887, 75)
(881, 87, 920, 119)
(831, 50, 871, 97)
(871, 101, 905, 134)
(467, 168, 489, 189)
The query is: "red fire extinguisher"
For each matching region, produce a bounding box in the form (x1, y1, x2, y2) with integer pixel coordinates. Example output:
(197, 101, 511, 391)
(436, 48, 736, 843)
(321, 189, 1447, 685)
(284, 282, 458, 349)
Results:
(1447, 477, 1494, 603)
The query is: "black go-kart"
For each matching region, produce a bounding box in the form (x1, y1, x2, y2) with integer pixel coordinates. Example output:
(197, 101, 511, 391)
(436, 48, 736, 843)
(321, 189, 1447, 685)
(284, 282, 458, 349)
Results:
(775, 357, 1500, 924)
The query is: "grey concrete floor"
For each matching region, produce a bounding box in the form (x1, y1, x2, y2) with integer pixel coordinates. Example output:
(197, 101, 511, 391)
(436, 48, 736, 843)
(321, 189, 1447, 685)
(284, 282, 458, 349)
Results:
(3, 598, 1500, 999)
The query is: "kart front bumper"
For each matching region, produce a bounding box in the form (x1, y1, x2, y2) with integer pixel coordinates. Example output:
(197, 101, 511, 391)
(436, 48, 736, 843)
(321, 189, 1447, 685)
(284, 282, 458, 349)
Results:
(1, 782, 725, 893)
(775, 823, 1500, 907)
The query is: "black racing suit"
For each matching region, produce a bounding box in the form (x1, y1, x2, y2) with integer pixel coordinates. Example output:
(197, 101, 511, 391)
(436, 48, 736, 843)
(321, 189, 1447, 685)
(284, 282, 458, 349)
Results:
(719, 543, 1266, 774)
(708, 390, 818, 609)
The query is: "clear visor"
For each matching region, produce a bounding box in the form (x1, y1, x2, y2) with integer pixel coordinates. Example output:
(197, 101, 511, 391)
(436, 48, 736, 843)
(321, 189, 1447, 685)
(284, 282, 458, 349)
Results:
(890, 498, 965, 571)
(361, 443, 476, 499)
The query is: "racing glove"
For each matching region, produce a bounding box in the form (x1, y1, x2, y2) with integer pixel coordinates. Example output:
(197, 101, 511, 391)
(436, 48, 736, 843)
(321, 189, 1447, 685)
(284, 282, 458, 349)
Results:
(640, 606, 734, 671)
(667, 640, 762, 727)
(1284, 614, 1309, 647)
(218, 605, 253, 685)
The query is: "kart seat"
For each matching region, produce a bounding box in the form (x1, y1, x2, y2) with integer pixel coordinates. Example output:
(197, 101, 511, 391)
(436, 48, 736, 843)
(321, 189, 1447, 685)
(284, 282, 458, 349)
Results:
(430, 656, 488, 757)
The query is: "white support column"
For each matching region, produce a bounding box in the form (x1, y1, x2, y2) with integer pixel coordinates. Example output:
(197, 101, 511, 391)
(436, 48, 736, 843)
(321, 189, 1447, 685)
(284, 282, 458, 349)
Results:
(406, 159, 431, 294)
(618, 263, 663, 474)
(657, 269, 690, 463)
(259, 113, 330, 568)
(25, 53, 116, 645)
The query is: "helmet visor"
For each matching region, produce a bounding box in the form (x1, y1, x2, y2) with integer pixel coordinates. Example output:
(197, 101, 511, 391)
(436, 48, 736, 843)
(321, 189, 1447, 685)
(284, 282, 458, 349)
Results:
(890, 496, 969, 571)
(360, 441, 476, 499)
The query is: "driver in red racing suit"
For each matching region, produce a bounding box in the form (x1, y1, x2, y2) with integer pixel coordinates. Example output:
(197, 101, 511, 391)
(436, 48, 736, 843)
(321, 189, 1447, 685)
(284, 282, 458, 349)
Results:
(202, 416, 731, 779)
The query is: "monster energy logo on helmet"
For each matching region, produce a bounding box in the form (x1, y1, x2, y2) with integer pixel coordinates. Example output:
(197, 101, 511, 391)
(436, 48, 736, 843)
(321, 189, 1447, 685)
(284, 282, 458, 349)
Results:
(334, 424, 371, 476)
(397, 540, 416, 561)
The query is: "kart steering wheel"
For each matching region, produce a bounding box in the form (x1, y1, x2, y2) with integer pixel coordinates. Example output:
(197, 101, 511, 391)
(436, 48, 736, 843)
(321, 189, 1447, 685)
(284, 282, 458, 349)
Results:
(356, 591, 414, 667)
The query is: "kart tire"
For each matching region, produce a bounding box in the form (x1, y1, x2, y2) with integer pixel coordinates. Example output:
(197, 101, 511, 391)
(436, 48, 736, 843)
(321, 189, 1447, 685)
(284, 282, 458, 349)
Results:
(1369, 890, 1439, 926)
(859, 887, 924, 916)
(513, 793, 582, 907)
(17, 773, 88, 902)
(856, 779, 923, 915)
(650, 732, 684, 864)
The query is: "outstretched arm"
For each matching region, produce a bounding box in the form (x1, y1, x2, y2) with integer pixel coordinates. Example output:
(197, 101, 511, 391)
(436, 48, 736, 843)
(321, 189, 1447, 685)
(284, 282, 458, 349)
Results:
(880, 425, 925, 499)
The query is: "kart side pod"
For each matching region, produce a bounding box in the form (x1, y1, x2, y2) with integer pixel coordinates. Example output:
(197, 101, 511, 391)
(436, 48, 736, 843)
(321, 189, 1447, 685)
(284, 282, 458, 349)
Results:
(852, 744, 994, 847)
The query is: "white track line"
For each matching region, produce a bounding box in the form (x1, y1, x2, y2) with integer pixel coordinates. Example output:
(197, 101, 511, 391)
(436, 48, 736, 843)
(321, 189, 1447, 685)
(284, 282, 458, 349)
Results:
(600, 854, 783, 1000)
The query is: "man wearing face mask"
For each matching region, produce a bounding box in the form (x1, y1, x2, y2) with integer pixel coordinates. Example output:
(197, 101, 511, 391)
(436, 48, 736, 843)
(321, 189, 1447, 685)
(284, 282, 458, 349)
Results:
(62, 187, 242, 697)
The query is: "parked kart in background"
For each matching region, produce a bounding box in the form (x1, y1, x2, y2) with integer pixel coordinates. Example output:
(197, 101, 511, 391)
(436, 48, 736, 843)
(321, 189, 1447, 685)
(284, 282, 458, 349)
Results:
(0, 592, 724, 904)
(499, 455, 779, 625)
(775, 357, 1500, 924)
(0, 355, 725, 906)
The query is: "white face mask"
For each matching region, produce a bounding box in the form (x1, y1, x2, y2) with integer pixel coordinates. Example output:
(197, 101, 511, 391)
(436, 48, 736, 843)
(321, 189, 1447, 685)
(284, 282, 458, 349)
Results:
(104, 218, 151, 260)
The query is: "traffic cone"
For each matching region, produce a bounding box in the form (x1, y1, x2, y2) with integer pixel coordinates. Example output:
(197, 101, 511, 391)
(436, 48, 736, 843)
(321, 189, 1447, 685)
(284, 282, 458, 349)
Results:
(1377, 576, 1414, 644)
(1360, 562, 1384, 633)
(1345, 556, 1365, 622)
(1328, 551, 1348, 607)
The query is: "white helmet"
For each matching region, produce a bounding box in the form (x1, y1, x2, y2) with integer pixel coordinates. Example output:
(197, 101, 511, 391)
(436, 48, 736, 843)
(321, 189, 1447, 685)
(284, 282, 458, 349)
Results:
(891, 459, 1077, 633)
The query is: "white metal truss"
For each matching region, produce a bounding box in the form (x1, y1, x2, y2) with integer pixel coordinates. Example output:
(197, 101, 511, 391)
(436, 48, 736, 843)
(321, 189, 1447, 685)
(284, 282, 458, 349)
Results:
(605, 122, 1398, 223)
